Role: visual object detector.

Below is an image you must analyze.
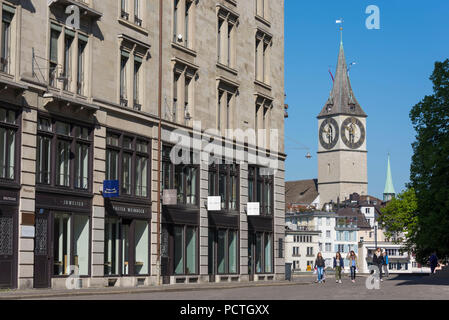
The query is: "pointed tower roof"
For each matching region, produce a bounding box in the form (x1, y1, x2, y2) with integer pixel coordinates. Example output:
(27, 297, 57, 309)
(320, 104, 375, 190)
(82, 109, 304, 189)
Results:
(383, 154, 396, 195)
(318, 41, 367, 119)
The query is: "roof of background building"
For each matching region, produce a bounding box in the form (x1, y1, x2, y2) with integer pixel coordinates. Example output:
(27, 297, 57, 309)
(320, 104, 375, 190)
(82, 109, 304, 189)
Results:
(336, 207, 371, 229)
(285, 179, 319, 207)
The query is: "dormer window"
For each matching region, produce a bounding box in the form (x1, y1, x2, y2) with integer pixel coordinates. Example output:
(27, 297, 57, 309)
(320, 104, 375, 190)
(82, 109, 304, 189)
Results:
(326, 104, 332, 113)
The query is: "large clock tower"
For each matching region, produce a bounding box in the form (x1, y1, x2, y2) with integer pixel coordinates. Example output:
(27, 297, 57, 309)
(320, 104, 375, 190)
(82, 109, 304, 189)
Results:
(317, 40, 368, 209)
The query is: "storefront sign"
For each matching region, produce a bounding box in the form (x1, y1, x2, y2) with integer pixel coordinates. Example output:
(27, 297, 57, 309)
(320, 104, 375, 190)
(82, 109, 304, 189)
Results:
(247, 202, 260, 216)
(36, 193, 91, 212)
(103, 180, 119, 198)
(21, 226, 35, 238)
(0, 189, 18, 204)
(207, 196, 221, 211)
(106, 201, 151, 218)
(163, 189, 177, 205)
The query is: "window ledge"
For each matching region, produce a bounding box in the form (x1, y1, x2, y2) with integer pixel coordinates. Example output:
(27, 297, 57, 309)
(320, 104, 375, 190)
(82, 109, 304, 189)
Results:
(171, 42, 197, 58)
(216, 62, 238, 76)
(255, 15, 271, 28)
(254, 79, 272, 91)
(118, 18, 148, 36)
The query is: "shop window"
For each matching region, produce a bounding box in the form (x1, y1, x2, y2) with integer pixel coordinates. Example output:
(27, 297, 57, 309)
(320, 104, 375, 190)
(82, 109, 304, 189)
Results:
(251, 232, 273, 274)
(121, 222, 130, 275)
(104, 218, 150, 277)
(134, 220, 149, 275)
(104, 218, 120, 276)
(210, 229, 238, 275)
(106, 132, 150, 199)
(264, 234, 272, 273)
(0, 107, 17, 180)
(53, 213, 89, 276)
(174, 225, 197, 275)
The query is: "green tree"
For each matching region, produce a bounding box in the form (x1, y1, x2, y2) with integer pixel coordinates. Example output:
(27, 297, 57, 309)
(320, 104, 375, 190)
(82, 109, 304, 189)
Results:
(379, 188, 418, 252)
(409, 59, 449, 263)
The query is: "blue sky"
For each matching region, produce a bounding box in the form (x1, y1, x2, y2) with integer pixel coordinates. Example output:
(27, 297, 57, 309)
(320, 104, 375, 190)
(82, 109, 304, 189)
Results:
(284, 0, 449, 199)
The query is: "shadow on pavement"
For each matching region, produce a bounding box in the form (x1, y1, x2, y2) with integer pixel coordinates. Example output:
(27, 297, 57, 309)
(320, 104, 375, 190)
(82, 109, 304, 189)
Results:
(390, 274, 449, 286)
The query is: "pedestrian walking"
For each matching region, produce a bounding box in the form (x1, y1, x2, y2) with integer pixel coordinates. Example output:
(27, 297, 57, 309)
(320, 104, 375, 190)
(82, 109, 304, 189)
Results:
(429, 252, 439, 274)
(346, 250, 358, 283)
(314, 252, 326, 284)
(334, 252, 344, 284)
(372, 248, 384, 282)
(382, 250, 389, 278)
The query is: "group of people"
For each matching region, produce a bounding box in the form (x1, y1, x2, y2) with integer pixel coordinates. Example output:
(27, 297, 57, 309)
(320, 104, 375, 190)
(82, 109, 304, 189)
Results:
(313, 248, 390, 284)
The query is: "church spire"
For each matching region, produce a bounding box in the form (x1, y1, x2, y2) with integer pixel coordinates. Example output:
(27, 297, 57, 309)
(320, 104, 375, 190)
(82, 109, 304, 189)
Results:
(318, 39, 366, 119)
(383, 154, 396, 202)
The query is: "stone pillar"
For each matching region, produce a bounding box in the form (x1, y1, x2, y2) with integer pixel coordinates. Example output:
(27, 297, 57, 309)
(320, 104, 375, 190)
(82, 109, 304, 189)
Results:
(18, 102, 38, 289)
(273, 160, 285, 280)
(239, 162, 249, 280)
(90, 110, 106, 286)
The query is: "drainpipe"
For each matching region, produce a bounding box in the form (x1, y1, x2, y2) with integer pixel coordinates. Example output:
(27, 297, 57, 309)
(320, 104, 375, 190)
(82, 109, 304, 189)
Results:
(156, 0, 163, 286)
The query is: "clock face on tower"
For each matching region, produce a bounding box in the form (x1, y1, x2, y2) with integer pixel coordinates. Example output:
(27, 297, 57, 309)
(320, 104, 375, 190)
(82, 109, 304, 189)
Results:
(341, 117, 366, 149)
(319, 118, 339, 150)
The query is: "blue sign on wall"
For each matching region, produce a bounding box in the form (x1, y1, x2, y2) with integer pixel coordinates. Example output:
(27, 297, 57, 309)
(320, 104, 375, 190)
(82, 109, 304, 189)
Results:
(103, 180, 119, 198)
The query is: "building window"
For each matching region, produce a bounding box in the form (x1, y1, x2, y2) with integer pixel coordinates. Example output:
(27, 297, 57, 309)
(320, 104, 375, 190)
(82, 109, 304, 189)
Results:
(1, 5, 15, 74)
(326, 230, 331, 238)
(255, 97, 272, 146)
(121, 0, 129, 20)
(162, 145, 199, 206)
(49, 24, 61, 87)
(217, 88, 236, 132)
(48, 23, 88, 93)
(134, 0, 142, 26)
(133, 56, 142, 110)
(174, 225, 197, 275)
(36, 117, 92, 190)
(255, 0, 269, 21)
(77, 37, 87, 95)
(173, 0, 194, 49)
(120, 51, 129, 107)
(172, 65, 196, 124)
(63, 30, 74, 91)
(209, 161, 239, 212)
(53, 213, 89, 276)
(217, 10, 237, 69)
(106, 132, 150, 198)
(0, 107, 17, 180)
(248, 166, 273, 215)
(255, 31, 271, 84)
(307, 247, 314, 257)
(325, 243, 331, 252)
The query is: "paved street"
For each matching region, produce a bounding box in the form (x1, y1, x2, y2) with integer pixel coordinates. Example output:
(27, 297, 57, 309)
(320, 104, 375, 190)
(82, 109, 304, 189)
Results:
(18, 274, 449, 300)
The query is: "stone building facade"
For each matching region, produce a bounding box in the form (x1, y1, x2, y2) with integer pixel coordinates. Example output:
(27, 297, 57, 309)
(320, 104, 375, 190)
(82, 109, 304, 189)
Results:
(0, 0, 286, 289)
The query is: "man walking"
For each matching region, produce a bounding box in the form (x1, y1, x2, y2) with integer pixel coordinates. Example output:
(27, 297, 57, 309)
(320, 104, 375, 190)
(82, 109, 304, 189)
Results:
(429, 252, 439, 274)
(373, 248, 384, 282)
